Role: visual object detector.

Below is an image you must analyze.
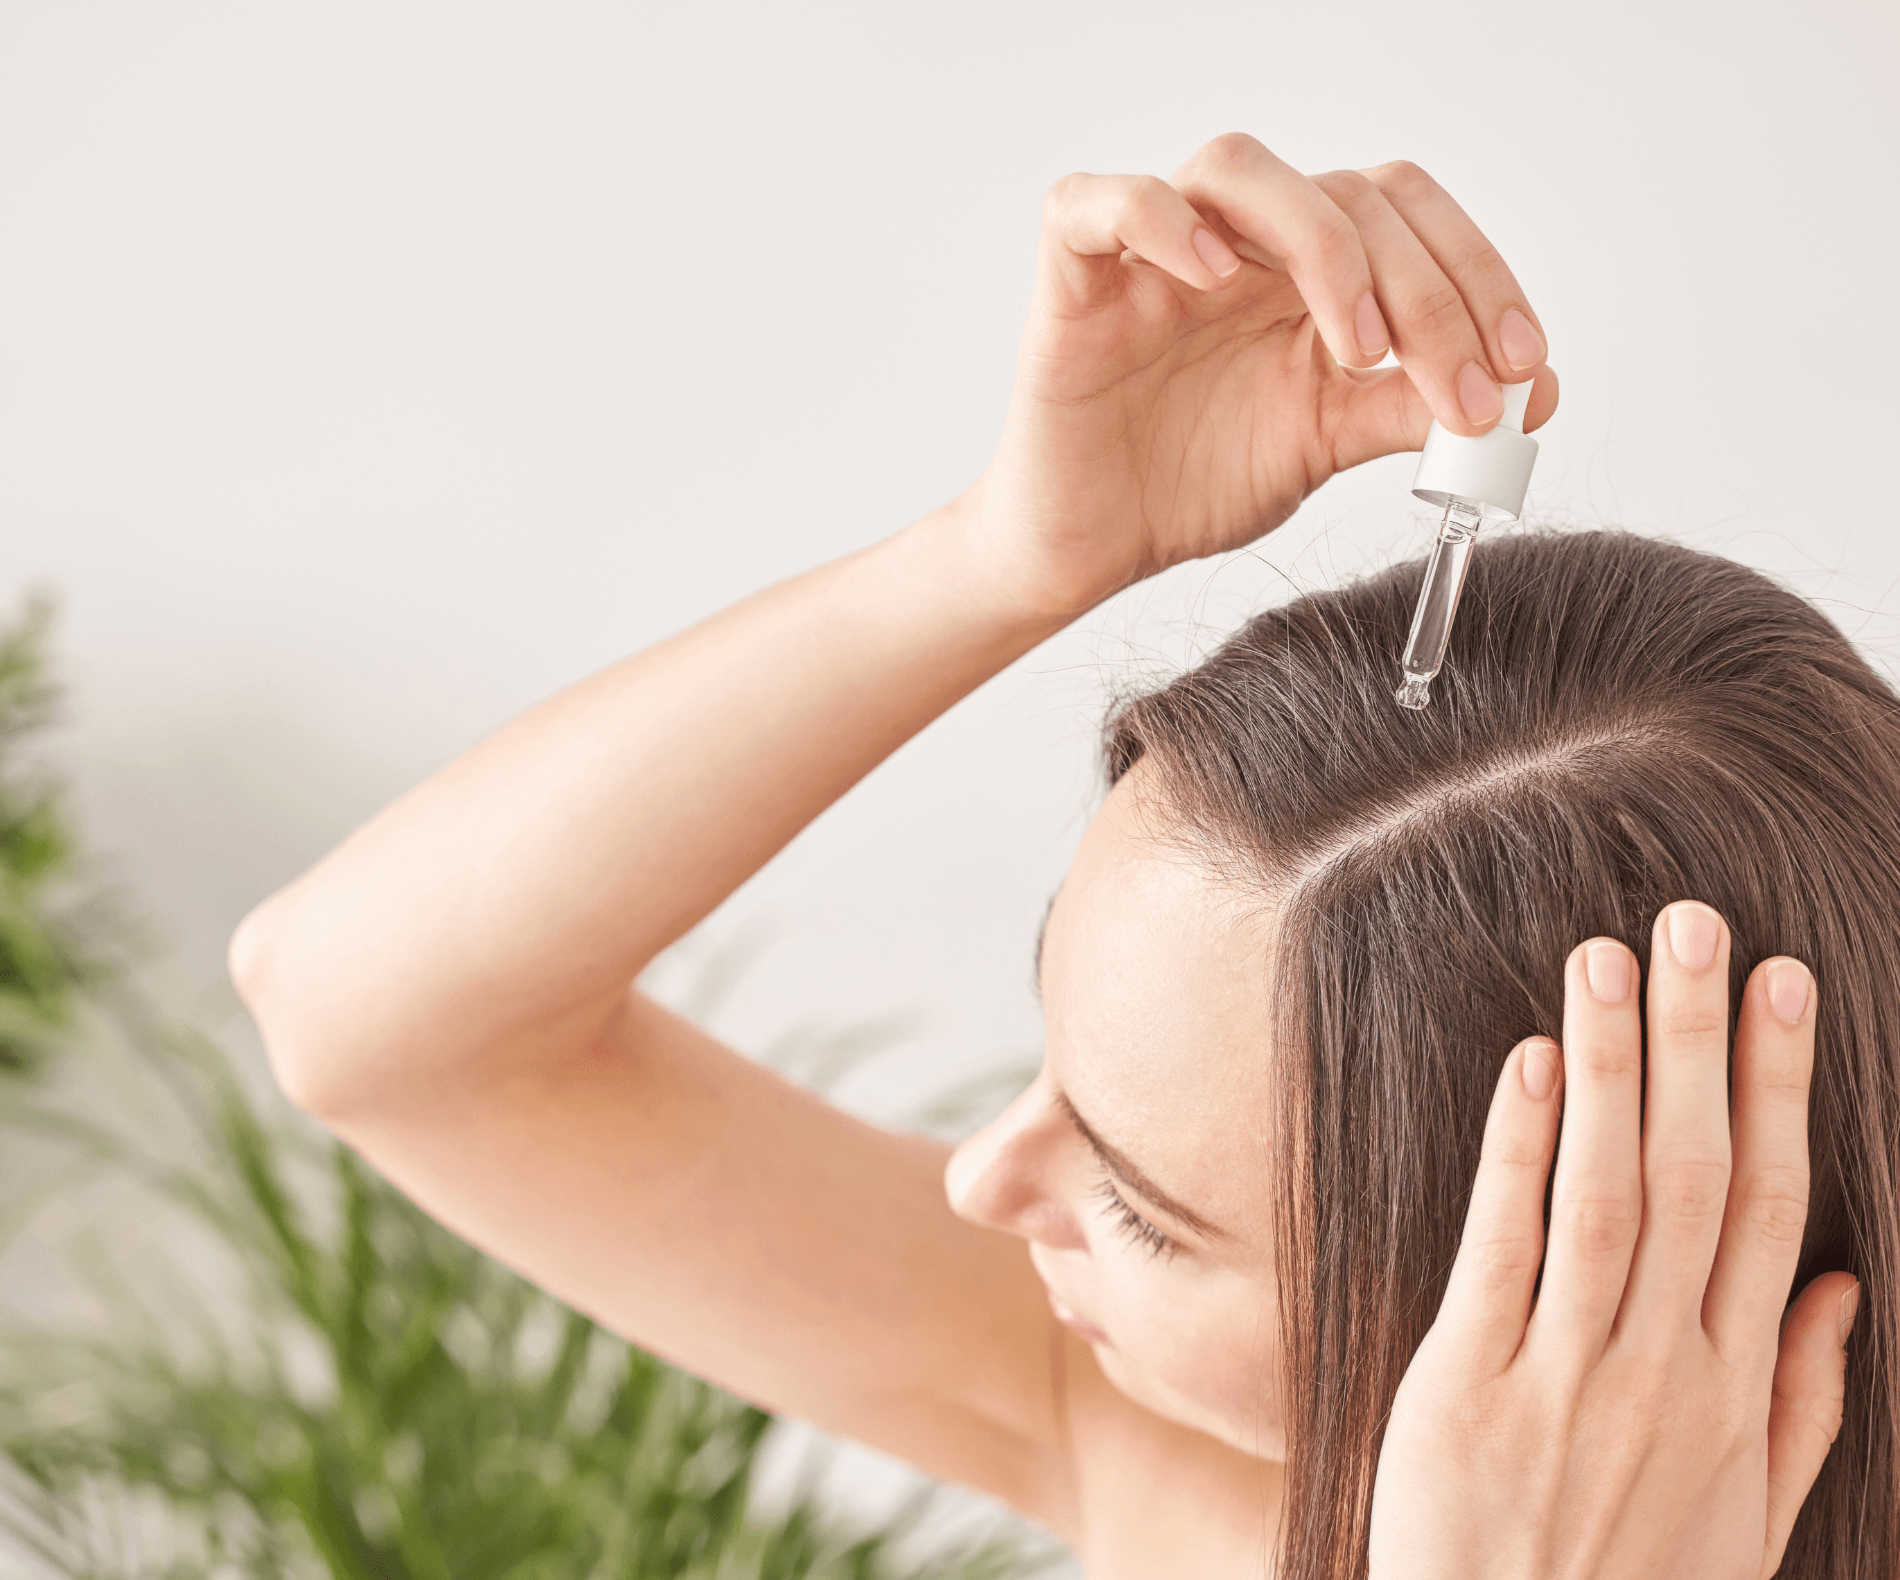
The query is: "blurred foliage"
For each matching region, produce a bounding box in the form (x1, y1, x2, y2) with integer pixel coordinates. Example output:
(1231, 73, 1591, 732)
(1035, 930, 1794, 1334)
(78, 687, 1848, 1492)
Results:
(0, 594, 92, 1078)
(0, 599, 1055, 1579)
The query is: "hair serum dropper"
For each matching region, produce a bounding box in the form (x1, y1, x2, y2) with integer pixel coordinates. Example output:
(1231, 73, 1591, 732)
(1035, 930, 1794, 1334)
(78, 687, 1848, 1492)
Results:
(1394, 378, 1540, 711)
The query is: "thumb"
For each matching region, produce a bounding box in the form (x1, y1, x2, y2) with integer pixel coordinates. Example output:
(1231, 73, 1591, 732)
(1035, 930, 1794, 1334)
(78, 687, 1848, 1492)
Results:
(1325, 362, 1560, 478)
(1760, 1271, 1859, 1577)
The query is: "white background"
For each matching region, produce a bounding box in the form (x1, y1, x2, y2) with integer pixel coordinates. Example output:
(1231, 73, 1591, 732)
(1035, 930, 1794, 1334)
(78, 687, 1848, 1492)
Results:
(1, 0, 1896, 1549)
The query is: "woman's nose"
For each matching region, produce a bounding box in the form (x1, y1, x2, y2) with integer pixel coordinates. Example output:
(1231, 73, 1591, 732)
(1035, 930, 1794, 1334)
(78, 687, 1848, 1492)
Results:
(944, 1082, 1087, 1250)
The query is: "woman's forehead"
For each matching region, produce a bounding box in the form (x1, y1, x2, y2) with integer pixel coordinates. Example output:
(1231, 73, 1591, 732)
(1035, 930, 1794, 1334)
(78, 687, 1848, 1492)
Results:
(1051, 759, 1273, 977)
(1042, 765, 1279, 1233)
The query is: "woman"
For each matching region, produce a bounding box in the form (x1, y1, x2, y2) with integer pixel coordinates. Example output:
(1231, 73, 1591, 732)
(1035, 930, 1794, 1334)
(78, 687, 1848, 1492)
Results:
(230, 135, 1886, 1577)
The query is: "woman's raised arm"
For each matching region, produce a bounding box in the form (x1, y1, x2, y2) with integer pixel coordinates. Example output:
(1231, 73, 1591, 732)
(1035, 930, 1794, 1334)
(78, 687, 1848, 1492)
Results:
(230, 500, 1092, 1517)
(231, 500, 1063, 1120)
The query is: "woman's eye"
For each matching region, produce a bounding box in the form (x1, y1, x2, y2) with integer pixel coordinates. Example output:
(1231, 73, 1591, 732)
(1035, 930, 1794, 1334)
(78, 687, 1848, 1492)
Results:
(1091, 1169, 1176, 1261)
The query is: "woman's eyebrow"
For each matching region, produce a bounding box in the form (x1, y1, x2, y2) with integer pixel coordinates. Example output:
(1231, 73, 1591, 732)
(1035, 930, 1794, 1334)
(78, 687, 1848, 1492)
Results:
(1053, 1087, 1231, 1243)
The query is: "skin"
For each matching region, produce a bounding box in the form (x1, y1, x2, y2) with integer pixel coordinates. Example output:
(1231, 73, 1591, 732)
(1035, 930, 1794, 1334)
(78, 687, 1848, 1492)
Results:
(231, 135, 1853, 1576)
(944, 761, 1288, 1460)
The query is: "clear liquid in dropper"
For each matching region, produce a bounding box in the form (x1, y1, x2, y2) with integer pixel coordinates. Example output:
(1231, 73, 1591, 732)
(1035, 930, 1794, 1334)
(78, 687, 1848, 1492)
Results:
(1395, 499, 1484, 711)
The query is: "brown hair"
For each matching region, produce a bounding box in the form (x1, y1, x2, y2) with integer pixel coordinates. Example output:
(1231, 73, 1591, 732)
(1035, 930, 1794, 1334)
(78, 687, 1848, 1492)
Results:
(1105, 528, 1897, 1579)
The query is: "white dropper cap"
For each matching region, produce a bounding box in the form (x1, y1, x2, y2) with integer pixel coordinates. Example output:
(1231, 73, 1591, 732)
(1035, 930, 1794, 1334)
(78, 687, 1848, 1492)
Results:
(1410, 379, 1538, 523)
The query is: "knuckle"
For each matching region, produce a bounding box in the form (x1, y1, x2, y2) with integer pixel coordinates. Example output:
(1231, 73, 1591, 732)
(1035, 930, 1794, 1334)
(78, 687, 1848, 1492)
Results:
(1571, 1036, 1640, 1081)
(1440, 234, 1505, 279)
(1649, 1156, 1731, 1224)
(1200, 131, 1267, 173)
(1369, 158, 1435, 200)
(1483, 1132, 1552, 1173)
(1738, 1165, 1811, 1244)
(1405, 280, 1473, 340)
(1313, 167, 1379, 211)
(1306, 206, 1361, 261)
(1655, 1007, 1728, 1046)
(1465, 1226, 1545, 1285)
(1778, 1370, 1848, 1445)
(1042, 172, 1089, 223)
(1117, 175, 1173, 229)
(1557, 1188, 1643, 1257)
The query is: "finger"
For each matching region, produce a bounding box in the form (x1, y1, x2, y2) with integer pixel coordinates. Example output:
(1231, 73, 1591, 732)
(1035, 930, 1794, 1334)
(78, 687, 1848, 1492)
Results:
(1169, 132, 1388, 371)
(1761, 1272, 1858, 1577)
(1432, 1037, 1564, 1373)
(1324, 361, 1560, 478)
(1526, 938, 1644, 1369)
(1314, 168, 1513, 440)
(1707, 955, 1817, 1358)
(1363, 159, 1551, 387)
(1038, 170, 1245, 308)
(1620, 902, 1735, 1336)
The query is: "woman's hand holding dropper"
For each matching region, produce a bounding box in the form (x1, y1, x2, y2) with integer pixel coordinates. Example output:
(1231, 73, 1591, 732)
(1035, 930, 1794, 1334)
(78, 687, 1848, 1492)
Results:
(1370, 905, 1854, 1578)
(966, 132, 1557, 622)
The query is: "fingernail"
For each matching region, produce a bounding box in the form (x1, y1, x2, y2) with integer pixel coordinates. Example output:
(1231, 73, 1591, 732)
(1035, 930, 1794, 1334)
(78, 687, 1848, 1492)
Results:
(1192, 227, 1242, 280)
(1766, 959, 1812, 1025)
(1355, 290, 1389, 359)
(1666, 903, 1722, 971)
(1499, 308, 1546, 370)
(1458, 361, 1502, 426)
(1521, 1039, 1559, 1100)
(1839, 1283, 1861, 1346)
(1585, 941, 1631, 1004)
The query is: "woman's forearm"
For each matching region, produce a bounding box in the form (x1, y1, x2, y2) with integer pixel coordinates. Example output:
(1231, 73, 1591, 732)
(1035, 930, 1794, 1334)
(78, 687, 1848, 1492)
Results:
(232, 490, 1070, 1116)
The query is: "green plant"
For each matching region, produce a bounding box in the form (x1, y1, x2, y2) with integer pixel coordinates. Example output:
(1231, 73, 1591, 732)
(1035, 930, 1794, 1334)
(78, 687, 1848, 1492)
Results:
(0, 600, 1058, 1579)
(0, 594, 89, 1079)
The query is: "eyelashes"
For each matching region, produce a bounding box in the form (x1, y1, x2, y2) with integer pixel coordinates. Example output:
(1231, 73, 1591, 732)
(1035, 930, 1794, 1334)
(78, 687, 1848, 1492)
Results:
(1090, 1166, 1177, 1262)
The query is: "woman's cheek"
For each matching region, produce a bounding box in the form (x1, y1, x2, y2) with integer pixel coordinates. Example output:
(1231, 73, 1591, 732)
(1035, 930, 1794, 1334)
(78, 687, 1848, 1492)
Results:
(1111, 1256, 1284, 1443)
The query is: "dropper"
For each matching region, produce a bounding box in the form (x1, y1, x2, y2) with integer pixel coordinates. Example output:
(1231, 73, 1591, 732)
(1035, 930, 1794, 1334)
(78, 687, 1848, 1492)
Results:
(1394, 378, 1540, 710)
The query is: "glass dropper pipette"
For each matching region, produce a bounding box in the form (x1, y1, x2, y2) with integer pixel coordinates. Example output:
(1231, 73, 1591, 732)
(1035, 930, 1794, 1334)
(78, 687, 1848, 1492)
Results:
(1394, 498, 1484, 710)
(1392, 378, 1541, 711)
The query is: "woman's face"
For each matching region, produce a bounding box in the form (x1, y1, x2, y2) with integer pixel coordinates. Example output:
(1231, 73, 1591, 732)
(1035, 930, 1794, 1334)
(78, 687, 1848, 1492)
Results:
(945, 759, 1285, 1458)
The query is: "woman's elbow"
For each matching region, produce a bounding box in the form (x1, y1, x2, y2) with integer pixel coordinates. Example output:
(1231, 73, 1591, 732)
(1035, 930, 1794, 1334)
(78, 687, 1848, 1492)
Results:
(228, 895, 359, 1121)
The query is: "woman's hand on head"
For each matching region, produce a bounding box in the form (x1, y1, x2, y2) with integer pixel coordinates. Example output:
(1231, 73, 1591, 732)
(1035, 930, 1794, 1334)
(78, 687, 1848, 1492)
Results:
(1369, 902, 1853, 1580)
(963, 133, 1559, 623)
